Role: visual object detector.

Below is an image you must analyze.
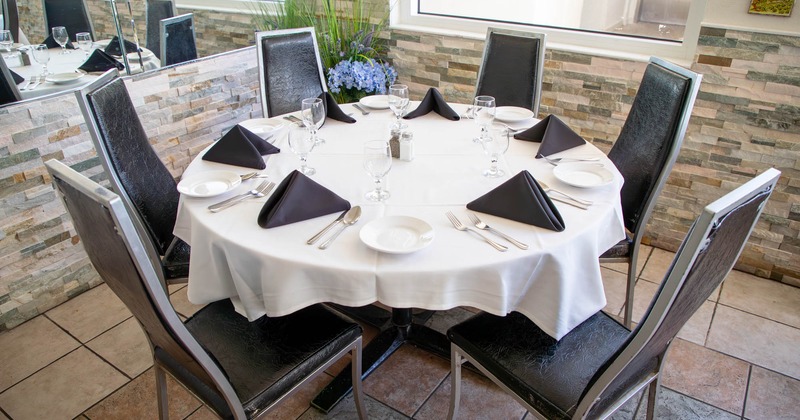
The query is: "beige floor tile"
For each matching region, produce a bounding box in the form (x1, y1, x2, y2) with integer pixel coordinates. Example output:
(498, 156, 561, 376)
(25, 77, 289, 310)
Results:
(0, 347, 127, 420)
(262, 372, 332, 420)
(676, 300, 715, 346)
(0, 316, 80, 392)
(600, 244, 652, 276)
(744, 366, 800, 420)
(639, 247, 675, 283)
(601, 267, 628, 318)
(707, 305, 800, 380)
(719, 270, 800, 329)
(662, 339, 749, 415)
(631, 278, 660, 323)
(0, 408, 8, 419)
(83, 367, 201, 419)
(46, 284, 131, 343)
(86, 317, 152, 378)
(185, 406, 220, 420)
(169, 285, 207, 318)
(415, 370, 526, 420)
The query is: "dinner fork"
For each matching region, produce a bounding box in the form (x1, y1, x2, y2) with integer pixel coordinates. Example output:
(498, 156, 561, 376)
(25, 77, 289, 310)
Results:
(20, 76, 36, 91)
(445, 211, 507, 251)
(353, 103, 370, 115)
(207, 180, 274, 213)
(537, 180, 593, 207)
(538, 154, 600, 166)
(467, 213, 528, 249)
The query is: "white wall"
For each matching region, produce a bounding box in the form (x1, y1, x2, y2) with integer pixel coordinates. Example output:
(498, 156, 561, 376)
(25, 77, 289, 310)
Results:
(703, 0, 800, 35)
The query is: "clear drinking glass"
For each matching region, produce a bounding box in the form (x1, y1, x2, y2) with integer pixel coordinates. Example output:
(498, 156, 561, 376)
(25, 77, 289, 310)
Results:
(388, 84, 409, 130)
(52, 26, 69, 54)
(479, 124, 510, 178)
(363, 140, 392, 201)
(75, 32, 92, 57)
(0, 30, 14, 59)
(288, 125, 316, 176)
(472, 95, 496, 143)
(31, 45, 50, 77)
(301, 97, 326, 146)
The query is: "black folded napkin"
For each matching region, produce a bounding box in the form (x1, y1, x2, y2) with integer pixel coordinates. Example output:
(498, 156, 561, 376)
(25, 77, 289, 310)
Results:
(403, 88, 460, 121)
(467, 170, 565, 232)
(202, 125, 280, 169)
(41, 35, 76, 49)
(258, 170, 351, 228)
(78, 49, 125, 72)
(320, 91, 356, 124)
(103, 36, 141, 56)
(10, 69, 24, 85)
(513, 115, 586, 158)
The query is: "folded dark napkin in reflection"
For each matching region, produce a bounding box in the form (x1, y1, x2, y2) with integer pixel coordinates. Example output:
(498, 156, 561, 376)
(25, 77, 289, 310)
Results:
(10, 69, 24, 85)
(104, 36, 141, 56)
(202, 125, 280, 169)
(319, 91, 356, 124)
(41, 35, 76, 49)
(467, 170, 565, 232)
(403, 88, 460, 121)
(258, 170, 351, 229)
(78, 49, 125, 72)
(514, 115, 586, 158)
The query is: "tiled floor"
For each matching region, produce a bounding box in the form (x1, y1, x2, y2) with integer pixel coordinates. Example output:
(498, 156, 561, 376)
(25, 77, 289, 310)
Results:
(1, 245, 799, 419)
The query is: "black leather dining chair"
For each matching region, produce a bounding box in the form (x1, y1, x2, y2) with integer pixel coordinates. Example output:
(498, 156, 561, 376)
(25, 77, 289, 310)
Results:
(42, 0, 94, 40)
(255, 27, 327, 117)
(2, 0, 20, 45)
(447, 168, 780, 420)
(475, 27, 546, 116)
(601, 57, 702, 328)
(44, 158, 368, 420)
(145, 0, 176, 60)
(159, 13, 197, 66)
(74, 70, 189, 285)
(0, 54, 21, 106)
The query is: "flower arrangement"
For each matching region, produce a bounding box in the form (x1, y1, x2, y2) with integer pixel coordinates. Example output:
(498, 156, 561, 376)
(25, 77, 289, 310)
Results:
(327, 58, 397, 103)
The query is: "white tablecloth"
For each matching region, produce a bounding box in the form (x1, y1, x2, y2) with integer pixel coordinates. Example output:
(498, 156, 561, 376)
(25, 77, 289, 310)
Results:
(174, 102, 626, 340)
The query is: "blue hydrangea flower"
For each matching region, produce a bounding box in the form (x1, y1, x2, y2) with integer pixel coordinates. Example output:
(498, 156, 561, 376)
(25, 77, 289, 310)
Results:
(327, 58, 398, 96)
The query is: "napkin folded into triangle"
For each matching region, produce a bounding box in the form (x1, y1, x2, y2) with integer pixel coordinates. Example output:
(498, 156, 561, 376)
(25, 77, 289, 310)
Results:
(104, 36, 141, 56)
(78, 49, 125, 72)
(41, 35, 76, 49)
(202, 125, 280, 169)
(403, 88, 460, 121)
(513, 115, 586, 158)
(466, 170, 565, 232)
(319, 92, 356, 124)
(10, 69, 24, 84)
(258, 170, 351, 228)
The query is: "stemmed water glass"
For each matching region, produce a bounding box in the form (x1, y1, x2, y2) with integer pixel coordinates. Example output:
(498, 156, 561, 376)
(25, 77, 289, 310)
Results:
(52, 26, 69, 54)
(301, 97, 325, 146)
(472, 95, 496, 143)
(31, 45, 51, 78)
(0, 30, 14, 59)
(388, 84, 409, 130)
(288, 124, 316, 176)
(363, 140, 392, 201)
(75, 32, 92, 57)
(479, 124, 510, 178)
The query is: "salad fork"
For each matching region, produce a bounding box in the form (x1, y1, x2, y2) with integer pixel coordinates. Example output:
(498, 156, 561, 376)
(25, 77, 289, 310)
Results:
(467, 213, 528, 249)
(208, 180, 274, 213)
(445, 211, 507, 251)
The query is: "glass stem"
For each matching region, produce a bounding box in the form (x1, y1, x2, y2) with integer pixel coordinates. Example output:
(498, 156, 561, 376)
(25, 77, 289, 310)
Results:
(374, 177, 382, 192)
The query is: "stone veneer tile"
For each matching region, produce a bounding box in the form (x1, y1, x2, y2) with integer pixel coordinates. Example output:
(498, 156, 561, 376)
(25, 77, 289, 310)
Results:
(45, 283, 131, 343)
(414, 369, 526, 420)
(719, 269, 800, 329)
(85, 317, 152, 378)
(745, 366, 800, 419)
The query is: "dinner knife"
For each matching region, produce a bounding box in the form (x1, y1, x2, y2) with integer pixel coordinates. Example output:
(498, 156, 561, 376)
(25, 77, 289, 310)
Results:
(307, 210, 348, 245)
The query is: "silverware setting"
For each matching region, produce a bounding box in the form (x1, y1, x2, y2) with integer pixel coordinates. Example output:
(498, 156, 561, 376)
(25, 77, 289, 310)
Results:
(353, 103, 370, 115)
(207, 180, 275, 213)
(307, 210, 347, 245)
(537, 180, 592, 210)
(319, 206, 361, 249)
(240, 172, 267, 180)
(446, 211, 508, 251)
(283, 115, 303, 124)
(21, 76, 40, 91)
(467, 213, 528, 249)
(538, 154, 601, 166)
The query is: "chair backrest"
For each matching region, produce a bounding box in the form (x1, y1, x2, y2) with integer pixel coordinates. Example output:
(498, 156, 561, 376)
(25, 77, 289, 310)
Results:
(2, 0, 19, 45)
(255, 27, 327, 117)
(474, 27, 546, 116)
(145, 0, 176, 60)
(44, 159, 245, 418)
(160, 13, 197, 66)
(0, 54, 21, 106)
(74, 70, 180, 257)
(577, 168, 780, 419)
(42, 0, 94, 40)
(607, 57, 702, 237)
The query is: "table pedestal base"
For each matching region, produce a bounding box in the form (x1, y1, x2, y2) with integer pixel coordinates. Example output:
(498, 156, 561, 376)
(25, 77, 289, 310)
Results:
(311, 306, 450, 413)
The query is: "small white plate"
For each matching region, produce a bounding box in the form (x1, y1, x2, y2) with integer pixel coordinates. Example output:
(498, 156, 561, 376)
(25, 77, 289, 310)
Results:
(494, 106, 534, 123)
(360, 216, 434, 254)
(359, 95, 390, 109)
(177, 170, 242, 198)
(127, 50, 155, 61)
(45, 72, 85, 84)
(553, 162, 615, 188)
(238, 119, 285, 138)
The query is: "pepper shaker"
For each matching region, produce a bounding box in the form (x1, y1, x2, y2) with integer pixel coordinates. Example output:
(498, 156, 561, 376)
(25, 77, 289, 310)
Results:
(389, 128, 401, 158)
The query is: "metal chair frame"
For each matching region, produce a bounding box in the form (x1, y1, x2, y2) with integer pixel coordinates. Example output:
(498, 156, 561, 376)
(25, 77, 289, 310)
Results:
(42, 0, 95, 40)
(0, 53, 21, 106)
(159, 12, 197, 66)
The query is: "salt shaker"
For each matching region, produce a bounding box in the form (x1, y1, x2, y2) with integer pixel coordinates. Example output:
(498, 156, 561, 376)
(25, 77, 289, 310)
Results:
(389, 129, 401, 158)
(399, 131, 414, 161)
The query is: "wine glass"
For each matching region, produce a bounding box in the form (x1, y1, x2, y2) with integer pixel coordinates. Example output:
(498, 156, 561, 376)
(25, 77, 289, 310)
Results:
(363, 140, 392, 201)
(288, 125, 316, 176)
(0, 30, 14, 59)
(388, 84, 409, 130)
(31, 44, 51, 78)
(479, 124, 510, 178)
(52, 26, 69, 54)
(75, 32, 92, 57)
(301, 97, 326, 146)
(472, 95, 496, 143)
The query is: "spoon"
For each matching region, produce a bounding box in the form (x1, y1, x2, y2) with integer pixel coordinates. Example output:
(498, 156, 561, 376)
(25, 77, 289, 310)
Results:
(319, 206, 362, 249)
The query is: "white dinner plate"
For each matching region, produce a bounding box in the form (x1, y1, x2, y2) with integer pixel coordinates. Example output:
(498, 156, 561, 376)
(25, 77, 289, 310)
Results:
(177, 170, 242, 198)
(553, 162, 615, 188)
(127, 50, 155, 61)
(359, 95, 390, 109)
(494, 106, 534, 123)
(45, 71, 86, 84)
(238, 119, 285, 139)
(360, 216, 434, 254)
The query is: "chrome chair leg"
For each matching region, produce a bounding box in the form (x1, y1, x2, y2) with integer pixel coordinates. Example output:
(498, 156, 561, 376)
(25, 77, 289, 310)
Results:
(351, 338, 367, 420)
(447, 346, 464, 420)
(646, 375, 661, 420)
(155, 365, 169, 420)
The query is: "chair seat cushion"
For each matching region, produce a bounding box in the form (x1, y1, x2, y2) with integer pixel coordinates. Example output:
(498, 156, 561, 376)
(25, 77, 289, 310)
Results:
(599, 235, 633, 259)
(448, 311, 630, 419)
(185, 300, 361, 417)
(163, 237, 190, 280)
